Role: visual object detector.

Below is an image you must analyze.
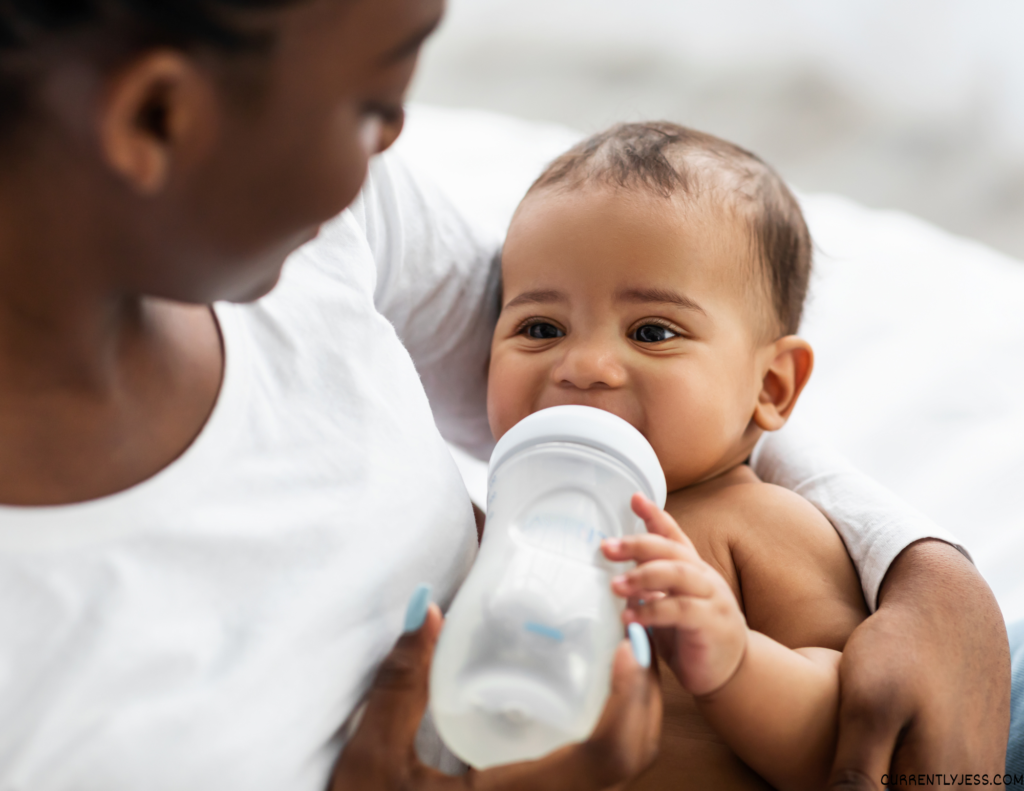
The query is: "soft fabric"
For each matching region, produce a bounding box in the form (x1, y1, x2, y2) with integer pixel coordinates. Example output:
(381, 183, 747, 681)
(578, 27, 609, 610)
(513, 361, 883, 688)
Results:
(0, 153, 488, 790)
(399, 105, 1024, 622)
(750, 427, 964, 610)
(1009, 620, 1024, 775)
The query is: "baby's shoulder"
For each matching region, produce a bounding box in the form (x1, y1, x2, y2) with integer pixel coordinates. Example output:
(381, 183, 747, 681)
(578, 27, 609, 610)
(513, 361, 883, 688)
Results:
(666, 465, 830, 548)
(669, 466, 868, 649)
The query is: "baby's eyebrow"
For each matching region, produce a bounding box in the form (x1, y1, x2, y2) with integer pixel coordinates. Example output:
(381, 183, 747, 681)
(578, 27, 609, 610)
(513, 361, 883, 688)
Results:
(503, 289, 567, 310)
(615, 287, 707, 315)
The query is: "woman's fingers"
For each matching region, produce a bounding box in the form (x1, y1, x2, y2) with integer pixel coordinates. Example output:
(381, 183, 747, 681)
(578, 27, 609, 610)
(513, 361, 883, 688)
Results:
(360, 601, 442, 750)
(611, 559, 715, 599)
(331, 588, 447, 790)
(474, 637, 662, 791)
(585, 635, 663, 781)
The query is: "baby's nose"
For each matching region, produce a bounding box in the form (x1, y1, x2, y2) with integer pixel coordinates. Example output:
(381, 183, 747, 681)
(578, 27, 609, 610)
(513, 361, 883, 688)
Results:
(553, 340, 627, 390)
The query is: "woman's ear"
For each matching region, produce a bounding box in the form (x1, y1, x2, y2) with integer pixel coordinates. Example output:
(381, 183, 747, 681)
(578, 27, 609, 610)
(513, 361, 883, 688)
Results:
(99, 51, 219, 195)
(752, 335, 814, 432)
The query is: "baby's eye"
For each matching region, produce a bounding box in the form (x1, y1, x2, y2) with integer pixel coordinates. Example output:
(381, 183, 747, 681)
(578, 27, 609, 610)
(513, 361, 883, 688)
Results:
(631, 324, 678, 343)
(525, 322, 565, 340)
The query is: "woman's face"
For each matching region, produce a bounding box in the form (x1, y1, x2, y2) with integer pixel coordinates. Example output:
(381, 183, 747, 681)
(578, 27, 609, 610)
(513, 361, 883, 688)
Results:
(61, 0, 444, 303)
(175, 0, 445, 301)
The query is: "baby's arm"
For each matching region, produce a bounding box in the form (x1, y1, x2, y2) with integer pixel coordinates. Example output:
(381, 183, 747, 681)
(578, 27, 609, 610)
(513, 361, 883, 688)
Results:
(602, 494, 853, 791)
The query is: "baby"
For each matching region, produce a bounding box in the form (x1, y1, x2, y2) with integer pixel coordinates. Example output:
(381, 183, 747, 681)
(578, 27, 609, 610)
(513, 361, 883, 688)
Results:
(486, 122, 869, 790)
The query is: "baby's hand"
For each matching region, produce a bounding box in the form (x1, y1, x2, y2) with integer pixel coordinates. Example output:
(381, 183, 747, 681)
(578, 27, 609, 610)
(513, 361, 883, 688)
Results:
(602, 494, 748, 697)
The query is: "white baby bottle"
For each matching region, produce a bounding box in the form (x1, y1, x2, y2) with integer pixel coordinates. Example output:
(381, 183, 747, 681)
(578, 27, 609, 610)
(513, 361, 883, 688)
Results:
(430, 405, 667, 768)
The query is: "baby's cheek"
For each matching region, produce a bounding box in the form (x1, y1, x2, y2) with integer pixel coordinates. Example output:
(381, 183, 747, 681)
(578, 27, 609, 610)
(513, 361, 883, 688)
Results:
(486, 352, 533, 441)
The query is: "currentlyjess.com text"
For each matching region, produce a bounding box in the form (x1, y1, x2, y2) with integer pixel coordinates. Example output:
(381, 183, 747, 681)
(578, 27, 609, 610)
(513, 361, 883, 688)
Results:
(884, 773, 1024, 787)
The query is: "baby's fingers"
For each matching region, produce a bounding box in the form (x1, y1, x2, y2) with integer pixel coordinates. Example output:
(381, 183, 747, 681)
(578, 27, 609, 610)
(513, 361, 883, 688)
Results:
(623, 593, 716, 630)
(631, 494, 695, 550)
(611, 559, 715, 600)
(602, 532, 699, 565)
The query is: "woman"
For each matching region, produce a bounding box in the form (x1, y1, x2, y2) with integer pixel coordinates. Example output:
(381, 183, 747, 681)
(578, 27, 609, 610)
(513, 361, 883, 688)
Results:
(0, 0, 1012, 788)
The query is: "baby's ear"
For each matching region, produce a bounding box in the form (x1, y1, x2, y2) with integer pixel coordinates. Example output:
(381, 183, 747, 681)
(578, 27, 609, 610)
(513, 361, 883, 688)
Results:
(752, 336, 814, 432)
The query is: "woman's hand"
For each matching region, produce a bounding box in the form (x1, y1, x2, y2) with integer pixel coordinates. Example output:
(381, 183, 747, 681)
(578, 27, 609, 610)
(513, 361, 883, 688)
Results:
(601, 493, 748, 698)
(331, 600, 662, 791)
(827, 539, 1011, 790)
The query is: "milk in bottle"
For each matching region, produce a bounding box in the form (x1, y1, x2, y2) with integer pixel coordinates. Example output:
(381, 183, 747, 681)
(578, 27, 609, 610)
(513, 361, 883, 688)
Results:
(430, 405, 667, 768)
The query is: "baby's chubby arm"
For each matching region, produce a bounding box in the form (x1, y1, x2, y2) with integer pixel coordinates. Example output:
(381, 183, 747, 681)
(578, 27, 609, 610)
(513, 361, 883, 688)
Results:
(602, 494, 842, 791)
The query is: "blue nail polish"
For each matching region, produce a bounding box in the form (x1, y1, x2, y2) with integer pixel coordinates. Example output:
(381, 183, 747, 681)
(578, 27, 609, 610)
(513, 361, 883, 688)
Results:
(628, 622, 651, 668)
(403, 583, 432, 633)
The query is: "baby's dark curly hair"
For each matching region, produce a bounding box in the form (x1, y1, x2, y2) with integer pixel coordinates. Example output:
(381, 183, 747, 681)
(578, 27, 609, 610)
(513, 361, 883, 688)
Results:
(530, 122, 812, 338)
(0, 0, 304, 138)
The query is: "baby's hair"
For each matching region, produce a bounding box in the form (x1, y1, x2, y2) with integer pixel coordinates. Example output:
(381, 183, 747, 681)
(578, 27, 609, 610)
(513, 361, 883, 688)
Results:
(0, 0, 303, 139)
(530, 122, 812, 337)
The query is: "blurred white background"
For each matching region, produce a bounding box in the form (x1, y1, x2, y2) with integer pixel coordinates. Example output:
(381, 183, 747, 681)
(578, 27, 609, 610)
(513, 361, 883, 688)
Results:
(411, 0, 1024, 259)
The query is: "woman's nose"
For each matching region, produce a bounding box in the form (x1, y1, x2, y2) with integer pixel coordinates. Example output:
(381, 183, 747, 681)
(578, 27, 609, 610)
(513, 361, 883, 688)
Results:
(552, 339, 627, 390)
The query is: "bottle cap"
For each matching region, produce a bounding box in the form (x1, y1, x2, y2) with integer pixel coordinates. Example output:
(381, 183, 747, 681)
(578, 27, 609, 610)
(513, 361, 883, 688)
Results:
(488, 405, 667, 507)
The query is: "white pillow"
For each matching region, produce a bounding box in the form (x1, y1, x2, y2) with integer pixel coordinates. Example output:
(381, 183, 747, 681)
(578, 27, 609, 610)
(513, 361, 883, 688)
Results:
(398, 105, 1024, 623)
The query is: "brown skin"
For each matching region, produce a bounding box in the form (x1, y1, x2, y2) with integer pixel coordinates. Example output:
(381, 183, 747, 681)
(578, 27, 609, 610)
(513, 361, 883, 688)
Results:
(488, 185, 813, 491)
(0, 0, 429, 506)
(332, 605, 661, 791)
(0, 0, 1007, 785)
(831, 539, 1010, 790)
(491, 183, 1009, 788)
(0, 1, 663, 787)
(490, 184, 864, 789)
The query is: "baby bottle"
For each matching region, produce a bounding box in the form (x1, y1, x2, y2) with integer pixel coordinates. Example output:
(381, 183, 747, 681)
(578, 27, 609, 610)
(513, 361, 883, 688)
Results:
(430, 405, 667, 768)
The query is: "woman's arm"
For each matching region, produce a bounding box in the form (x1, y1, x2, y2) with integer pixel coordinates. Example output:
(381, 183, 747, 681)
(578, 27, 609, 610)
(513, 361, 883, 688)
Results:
(830, 540, 1010, 787)
(752, 428, 1010, 785)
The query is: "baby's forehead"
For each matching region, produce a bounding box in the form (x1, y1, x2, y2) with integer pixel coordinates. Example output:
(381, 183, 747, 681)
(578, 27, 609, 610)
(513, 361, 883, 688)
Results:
(510, 183, 759, 276)
(505, 184, 773, 327)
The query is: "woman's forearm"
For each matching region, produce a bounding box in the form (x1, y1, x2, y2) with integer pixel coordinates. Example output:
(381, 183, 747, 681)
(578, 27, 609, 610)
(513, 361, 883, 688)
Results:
(696, 631, 840, 791)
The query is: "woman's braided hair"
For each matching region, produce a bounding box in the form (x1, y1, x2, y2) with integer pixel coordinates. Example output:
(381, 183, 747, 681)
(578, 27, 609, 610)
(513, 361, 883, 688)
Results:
(0, 0, 300, 137)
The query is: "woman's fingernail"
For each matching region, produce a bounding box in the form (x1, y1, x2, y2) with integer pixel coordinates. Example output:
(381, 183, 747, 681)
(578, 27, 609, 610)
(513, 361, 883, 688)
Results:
(604, 538, 622, 552)
(403, 583, 432, 633)
(611, 574, 627, 587)
(628, 622, 651, 668)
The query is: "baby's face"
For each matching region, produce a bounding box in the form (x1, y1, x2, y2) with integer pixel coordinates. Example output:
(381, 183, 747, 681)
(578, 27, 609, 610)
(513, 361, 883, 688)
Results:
(488, 185, 775, 492)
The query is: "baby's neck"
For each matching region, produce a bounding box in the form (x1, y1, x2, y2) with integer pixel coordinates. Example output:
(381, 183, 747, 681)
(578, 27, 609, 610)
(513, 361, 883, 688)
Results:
(667, 463, 760, 507)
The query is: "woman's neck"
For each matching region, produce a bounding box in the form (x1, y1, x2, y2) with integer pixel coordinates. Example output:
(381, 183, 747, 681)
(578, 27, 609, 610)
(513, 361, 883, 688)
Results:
(0, 190, 224, 506)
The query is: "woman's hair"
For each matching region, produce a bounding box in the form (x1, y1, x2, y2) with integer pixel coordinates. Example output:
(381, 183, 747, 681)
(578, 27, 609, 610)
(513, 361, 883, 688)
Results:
(0, 0, 301, 138)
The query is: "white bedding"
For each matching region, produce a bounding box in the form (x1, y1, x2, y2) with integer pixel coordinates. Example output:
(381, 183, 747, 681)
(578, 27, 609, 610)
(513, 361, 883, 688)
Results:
(396, 105, 1024, 624)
